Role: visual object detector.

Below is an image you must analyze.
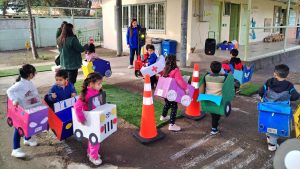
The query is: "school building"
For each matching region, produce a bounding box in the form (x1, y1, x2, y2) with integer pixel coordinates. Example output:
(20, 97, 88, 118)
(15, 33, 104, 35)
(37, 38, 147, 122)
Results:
(102, 0, 300, 66)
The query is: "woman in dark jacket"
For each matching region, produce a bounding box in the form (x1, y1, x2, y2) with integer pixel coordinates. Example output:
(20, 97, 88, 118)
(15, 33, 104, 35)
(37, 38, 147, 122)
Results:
(57, 23, 84, 84)
(126, 19, 143, 69)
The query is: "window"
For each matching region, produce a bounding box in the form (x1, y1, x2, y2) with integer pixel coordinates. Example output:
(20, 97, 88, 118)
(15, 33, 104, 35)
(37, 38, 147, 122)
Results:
(122, 3, 165, 31)
(122, 6, 129, 28)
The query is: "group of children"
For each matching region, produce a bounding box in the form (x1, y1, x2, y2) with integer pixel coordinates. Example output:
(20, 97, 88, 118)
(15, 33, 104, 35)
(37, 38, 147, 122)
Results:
(5, 46, 300, 167)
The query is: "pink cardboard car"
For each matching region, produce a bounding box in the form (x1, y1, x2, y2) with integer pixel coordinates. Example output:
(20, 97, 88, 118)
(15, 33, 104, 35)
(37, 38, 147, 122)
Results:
(7, 97, 49, 137)
(154, 77, 195, 107)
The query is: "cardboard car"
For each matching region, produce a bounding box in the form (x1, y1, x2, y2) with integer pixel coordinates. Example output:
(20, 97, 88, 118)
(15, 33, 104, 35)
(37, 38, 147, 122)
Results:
(197, 74, 235, 116)
(140, 55, 165, 77)
(72, 93, 117, 145)
(7, 96, 49, 137)
(48, 96, 78, 141)
(82, 58, 112, 78)
(294, 105, 300, 138)
(258, 102, 292, 137)
(222, 64, 254, 85)
(154, 76, 195, 107)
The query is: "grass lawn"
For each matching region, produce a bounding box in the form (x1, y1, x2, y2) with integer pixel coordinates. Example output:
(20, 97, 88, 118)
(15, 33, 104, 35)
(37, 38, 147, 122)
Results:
(0, 64, 54, 78)
(75, 80, 182, 128)
(240, 83, 262, 96)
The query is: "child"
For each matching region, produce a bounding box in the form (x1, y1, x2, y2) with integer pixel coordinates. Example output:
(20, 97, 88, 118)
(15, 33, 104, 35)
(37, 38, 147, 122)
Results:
(204, 61, 227, 135)
(258, 64, 300, 151)
(74, 72, 103, 165)
(6, 64, 39, 158)
(44, 69, 77, 110)
(222, 49, 241, 93)
(143, 44, 151, 61)
(160, 55, 189, 131)
(85, 43, 98, 62)
(147, 44, 158, 89)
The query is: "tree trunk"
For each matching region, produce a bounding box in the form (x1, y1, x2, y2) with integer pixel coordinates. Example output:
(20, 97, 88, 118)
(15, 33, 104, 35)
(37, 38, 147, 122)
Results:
(2, 0, 8, 16)
(26, 0, 39, 59)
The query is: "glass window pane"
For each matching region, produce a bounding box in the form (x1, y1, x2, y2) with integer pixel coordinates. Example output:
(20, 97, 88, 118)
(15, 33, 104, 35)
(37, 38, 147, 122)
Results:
(130, 5, 137, 20)
(138, 5, 145, 27)
(122, 6, 129, 28)
(148, 4, 156, 29)
(157, 3, 165, 30)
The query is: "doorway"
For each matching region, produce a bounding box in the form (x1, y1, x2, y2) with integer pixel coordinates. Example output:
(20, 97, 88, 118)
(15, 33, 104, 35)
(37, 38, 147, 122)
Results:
(229, 4, 240, 41)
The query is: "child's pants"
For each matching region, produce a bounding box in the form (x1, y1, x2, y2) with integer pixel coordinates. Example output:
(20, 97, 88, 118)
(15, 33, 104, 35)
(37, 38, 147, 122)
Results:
(266, 133, 279, 145)
(162, 99, 178, 124)
(211, 113, 221, 129)
(88, 140, 100, 160)
(13, 128, 30, 150)
(150, 76, 158, 89)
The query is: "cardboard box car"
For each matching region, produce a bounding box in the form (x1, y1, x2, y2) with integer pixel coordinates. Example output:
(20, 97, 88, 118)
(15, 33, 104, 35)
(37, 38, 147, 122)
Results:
(154, 77, 195, 107)
(82, 59, 112, 78)
(7, 96, 48, 137)
(140, 55, 165, 77)
(48, 96, 78, 141)
(72, 104, 117, 145)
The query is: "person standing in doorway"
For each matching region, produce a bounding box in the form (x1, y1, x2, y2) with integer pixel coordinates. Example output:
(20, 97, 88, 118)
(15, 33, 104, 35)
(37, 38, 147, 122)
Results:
(58, 23, 85, 84)
(126, 19, 143, 69)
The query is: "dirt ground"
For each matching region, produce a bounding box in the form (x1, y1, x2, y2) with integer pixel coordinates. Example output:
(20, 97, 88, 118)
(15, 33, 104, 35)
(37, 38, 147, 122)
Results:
(0, 47, 118, 68)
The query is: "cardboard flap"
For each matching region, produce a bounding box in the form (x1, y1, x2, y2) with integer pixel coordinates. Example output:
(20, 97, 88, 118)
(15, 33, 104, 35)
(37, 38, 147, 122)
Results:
(258, 102, 292, 115)
(198, 94, 222, 106)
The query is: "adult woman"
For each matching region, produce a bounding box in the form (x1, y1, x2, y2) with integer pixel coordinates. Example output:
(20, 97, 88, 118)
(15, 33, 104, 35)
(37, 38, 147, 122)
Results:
(126, 19, 143, 69)
(58, 23, 84, 84)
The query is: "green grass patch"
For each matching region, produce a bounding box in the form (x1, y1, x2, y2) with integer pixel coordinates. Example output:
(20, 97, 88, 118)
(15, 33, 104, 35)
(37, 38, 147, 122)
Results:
(0, 64, 54, 78)
(75, 80, 182, 128)
(240, 83, 262, 96)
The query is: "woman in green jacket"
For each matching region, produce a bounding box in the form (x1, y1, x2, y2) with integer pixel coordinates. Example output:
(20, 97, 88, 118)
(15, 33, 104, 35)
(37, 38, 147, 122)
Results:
(57, 23, 84, 84)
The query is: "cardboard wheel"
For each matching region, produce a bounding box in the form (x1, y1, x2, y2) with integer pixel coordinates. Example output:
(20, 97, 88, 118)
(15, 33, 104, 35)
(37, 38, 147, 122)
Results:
(105, 69, 112, 77)
(74, 129, 83, 141)
(273, 138, 300, 169)
(89, 133, 98, 145)
(7, 117, 13, 127)
(224, 102, 231, 117)
(135, 70, 142, 77)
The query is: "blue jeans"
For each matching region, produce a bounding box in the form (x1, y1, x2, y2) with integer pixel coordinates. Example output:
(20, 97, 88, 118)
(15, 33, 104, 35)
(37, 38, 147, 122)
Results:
(129, 47, 141, 65)
(13, 128, 30, 150)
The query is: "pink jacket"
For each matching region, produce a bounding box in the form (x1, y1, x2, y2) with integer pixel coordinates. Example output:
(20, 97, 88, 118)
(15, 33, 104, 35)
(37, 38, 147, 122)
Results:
(74, 87, 99, 123)
(169, 68, 188, 91)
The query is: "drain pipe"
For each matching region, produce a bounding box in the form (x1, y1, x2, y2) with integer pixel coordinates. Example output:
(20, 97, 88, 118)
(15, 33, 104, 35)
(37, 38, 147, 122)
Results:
(116, 0, 123, 56)
(180, 0, 188, 67)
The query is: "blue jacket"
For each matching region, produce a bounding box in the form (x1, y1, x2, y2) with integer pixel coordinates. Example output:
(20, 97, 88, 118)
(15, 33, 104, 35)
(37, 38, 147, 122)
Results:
(148, 52, 158, 66)
(47, 82, 76, 103)
(126, 25, 143, 49)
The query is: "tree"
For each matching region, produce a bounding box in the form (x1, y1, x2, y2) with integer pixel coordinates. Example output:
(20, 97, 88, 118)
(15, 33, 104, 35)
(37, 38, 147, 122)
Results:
(26, 0, 39, 59)
(0, 0, 9, 16)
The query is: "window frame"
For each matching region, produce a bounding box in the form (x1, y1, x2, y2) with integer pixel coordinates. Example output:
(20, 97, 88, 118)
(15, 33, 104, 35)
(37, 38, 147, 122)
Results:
(122, 2, 166, 33)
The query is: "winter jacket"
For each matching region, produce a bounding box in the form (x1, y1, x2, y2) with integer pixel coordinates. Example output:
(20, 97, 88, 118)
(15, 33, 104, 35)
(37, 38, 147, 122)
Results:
(7, 78, 39, 104)
(126, 25, 143, 49)
(168, 68, 188, 91)
(46, 82, 76, 103)
(259, 77, 300, 102)
(59, 36, 85, 70)
(74, 87, 99, 123)
(147, 52, 158, 66)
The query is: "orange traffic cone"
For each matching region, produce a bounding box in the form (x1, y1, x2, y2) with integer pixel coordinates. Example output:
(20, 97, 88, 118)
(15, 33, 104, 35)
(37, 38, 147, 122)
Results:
(182, 64, 206, 120)
(133, 75, 165, 144)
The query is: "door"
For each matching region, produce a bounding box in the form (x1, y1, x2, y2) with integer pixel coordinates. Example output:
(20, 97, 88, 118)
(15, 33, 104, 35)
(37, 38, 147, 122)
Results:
(209, 0, 222, 43)
(239, 4, 248, 45)
(229, 4, 240, 41)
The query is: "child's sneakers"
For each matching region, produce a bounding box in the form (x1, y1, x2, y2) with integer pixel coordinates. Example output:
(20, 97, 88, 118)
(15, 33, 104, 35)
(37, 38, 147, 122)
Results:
(24, 138, 38, 147)
(87, 154, 102, 165)
(168, 124, 181, 131)
(268, 143, 279, 152)
(210, 128, 219, 135)
(160, 115, 170, 121)
(11, 148, 26, 158)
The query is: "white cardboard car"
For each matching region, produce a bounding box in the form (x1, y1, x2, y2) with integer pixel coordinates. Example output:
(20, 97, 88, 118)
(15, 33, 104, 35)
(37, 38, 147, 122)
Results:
(140, 55, 165, 77)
